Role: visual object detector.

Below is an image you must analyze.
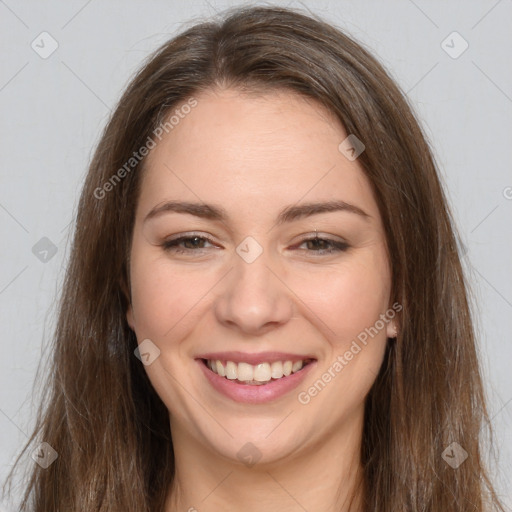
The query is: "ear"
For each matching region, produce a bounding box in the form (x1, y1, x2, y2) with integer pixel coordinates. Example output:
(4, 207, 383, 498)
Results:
(126, 305, 136, 330)
(386, 320, 398, 339)
(385, 300, 401, 339)
(120, 276, 135, 330)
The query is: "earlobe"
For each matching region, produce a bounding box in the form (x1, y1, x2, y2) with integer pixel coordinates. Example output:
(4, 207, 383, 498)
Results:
(386, 320, 398, 339)
(126, 305, 136, 330)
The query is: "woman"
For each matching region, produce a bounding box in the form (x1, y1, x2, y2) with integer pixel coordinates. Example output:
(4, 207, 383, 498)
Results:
(5, 5, 505, 511)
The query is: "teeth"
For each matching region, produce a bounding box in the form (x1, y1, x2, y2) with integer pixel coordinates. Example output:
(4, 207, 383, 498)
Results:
(254, 363, 271, 382)
(292, 360, 303, 373)
(206, 358, 310, 384)
(225, 361, 237, 380)
(270, 361, 283, 379)
(215, 360, 225, 377)
(237, 362, 254, 381)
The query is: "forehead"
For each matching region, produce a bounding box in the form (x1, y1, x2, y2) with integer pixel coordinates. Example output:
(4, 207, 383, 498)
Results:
(138, 88, 380, 222)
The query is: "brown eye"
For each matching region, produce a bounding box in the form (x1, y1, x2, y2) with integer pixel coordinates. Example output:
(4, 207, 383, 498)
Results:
(162, 235, 216, 253)
(296, 236, 349, 254)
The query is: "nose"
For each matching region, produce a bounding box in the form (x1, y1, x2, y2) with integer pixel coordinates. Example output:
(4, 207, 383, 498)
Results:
(213, 250, 294, 336)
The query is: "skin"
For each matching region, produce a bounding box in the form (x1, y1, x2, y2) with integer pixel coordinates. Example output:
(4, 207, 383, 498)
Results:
(126, 88, 397, 512)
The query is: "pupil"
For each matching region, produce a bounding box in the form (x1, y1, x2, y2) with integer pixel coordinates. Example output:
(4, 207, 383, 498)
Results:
(309, 238, 325, 250)
(187, 237, 202, 248)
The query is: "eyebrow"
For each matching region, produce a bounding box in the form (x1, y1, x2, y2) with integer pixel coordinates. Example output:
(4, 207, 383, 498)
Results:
(143, 199, 370, 225)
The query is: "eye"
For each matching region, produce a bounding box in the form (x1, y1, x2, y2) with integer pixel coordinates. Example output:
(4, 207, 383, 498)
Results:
(160, 233, 349, 256)
(294, 235, 350, 255)
(161, 234, 217, 254)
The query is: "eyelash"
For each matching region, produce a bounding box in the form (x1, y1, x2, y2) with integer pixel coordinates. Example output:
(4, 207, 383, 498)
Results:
(161, 233, 349, 255)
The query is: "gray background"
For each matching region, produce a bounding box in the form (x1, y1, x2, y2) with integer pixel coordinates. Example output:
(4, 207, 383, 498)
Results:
(1, 0, 511, 509)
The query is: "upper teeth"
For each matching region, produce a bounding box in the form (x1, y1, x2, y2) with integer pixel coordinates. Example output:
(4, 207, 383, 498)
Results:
(206, 359, 308, 383)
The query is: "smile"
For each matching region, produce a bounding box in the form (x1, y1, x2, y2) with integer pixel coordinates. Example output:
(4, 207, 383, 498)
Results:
(196, 352, 317, 404)
(203, 358, 314, 385)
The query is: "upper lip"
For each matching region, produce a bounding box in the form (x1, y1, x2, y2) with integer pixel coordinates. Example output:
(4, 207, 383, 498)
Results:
(196, 351, 316, 365)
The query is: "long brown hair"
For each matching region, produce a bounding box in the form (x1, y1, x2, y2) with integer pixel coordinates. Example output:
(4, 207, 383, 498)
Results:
(4, 6, 505, 511)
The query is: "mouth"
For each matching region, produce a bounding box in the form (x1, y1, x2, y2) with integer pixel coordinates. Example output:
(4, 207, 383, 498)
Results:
(195, 352, 317, 404)
(200, 357, 316, 386)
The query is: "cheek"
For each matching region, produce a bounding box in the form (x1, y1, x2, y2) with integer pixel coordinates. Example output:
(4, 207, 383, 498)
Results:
(129, 248, 216, 339)
(292, 255, 391, 415)
(288, 255, 391, 345)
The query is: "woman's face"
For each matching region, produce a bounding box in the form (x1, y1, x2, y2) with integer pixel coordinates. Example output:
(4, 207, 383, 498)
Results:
(127, 88, 396, 466)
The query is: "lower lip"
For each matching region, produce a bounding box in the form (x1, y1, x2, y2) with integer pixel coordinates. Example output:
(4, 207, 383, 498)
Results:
(197, 359, 316, 404)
